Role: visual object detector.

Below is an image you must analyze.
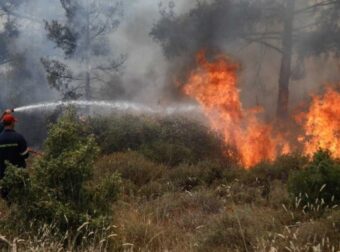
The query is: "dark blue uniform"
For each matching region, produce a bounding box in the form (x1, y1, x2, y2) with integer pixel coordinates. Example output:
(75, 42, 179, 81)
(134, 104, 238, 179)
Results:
(0, 129, 29, 179)
(0, 122, 4, 133)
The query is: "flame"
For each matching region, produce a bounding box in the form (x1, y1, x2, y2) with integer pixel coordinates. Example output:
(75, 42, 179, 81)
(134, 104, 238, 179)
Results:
(183, 51, 289, 168)
(297, 87, 340, 158)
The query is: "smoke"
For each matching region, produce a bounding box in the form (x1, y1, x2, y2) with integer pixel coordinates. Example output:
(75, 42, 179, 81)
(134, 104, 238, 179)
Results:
(108, 0, 196, 103)
(0, 0, 198, 146)
(150, 0, 340, 118)
(1, 0, 339, 114)
(0, 0, 197, 110)
(1, 0, 64, 108)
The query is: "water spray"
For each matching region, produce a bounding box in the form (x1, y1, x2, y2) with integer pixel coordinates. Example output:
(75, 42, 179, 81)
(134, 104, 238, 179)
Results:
(13, 100, 200, 115)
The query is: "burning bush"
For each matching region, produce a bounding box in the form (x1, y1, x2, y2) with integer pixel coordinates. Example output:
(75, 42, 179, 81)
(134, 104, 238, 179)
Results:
(296, 86, 340, 159)
(288, 149, 340, 211)
(0, 110, 121, 237)
(183, 51, 291, 168)
(182, 51, 339, 169)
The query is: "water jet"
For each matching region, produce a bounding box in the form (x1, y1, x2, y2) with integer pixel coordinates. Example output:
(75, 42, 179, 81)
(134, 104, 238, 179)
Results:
(14, 100, 199, 115)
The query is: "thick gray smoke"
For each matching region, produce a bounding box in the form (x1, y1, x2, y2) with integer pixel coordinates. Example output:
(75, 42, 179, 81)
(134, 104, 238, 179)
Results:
(109, 0, 195, 103)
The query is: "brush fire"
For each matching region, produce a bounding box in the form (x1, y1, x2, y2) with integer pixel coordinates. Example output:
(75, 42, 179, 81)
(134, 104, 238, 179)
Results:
(183, 51, 339, 168)
(296, 87, 340, 158)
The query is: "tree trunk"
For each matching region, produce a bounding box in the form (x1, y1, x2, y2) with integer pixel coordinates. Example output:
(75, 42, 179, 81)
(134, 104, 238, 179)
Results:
(85, 71, 90, 100)
(84, 9, 91, 100)
(277, 0, 295, 118)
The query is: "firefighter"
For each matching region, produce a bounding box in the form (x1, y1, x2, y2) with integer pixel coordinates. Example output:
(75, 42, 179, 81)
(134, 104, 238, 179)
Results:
(0, 114, 31, 200)
(0, 109, 14, 133)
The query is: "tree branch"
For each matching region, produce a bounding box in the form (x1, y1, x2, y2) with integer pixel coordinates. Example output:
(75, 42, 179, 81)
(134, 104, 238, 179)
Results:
(0, 59, 13, 65)
(293, 22, 318, 32)
(243, 38, 283, 54)
(295, 0, 339, 15)
(0, 4, 42, 24)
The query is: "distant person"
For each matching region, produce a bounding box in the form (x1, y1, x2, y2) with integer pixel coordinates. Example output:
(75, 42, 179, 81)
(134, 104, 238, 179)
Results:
(0, 109, 14, 133)
(0, 114, 31, 200)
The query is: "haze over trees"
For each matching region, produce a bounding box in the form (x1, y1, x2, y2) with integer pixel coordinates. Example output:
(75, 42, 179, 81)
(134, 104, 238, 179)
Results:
(42, 0, 125, 100)
(0, 0, 127, 106)
(0, 0, 41, 107)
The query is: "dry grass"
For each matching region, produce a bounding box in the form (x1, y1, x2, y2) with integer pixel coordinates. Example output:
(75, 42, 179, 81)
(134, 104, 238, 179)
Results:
(1, 151, 339, 251)
(0, 199, 9, 220)
(109, 190, 224, 251)
(0, 223, 119, 252)
(1, 192, 340, 251)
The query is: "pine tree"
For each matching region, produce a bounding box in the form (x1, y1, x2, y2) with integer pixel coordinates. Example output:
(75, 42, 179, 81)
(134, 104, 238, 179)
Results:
(42, 0, 125, 100)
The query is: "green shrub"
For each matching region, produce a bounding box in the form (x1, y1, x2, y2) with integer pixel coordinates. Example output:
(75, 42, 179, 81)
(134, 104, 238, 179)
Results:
(138, 181, 167, 200)
(90, 114, 226, 166)
(167, 161, 236, 191)
(246, 153, 308, 183)
(140, 141, 194, 166)
(235, 153, 308, 202)
(167, 164, 203, 191)
(0, 163, 31, 204)
(140, 117, 226, 166)
(0, 110, 121, 235)
(95, 152, 171, 199)
(288, 149, 340, 210)
(90, 114, 160, 154)
(95, 152, 166, 188)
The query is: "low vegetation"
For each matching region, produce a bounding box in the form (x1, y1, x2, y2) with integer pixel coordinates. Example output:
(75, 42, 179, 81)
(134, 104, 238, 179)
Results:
(0, 110, 339, 251)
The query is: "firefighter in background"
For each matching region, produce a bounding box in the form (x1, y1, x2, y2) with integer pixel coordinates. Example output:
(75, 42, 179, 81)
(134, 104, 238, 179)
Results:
(0, 109, 14, 133)
(0, 114, 32, 199)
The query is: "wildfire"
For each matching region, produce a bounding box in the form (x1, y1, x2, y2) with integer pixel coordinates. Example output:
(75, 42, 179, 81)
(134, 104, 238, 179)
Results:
(297, 87, 340, 158)
(183, 51, 289, 168)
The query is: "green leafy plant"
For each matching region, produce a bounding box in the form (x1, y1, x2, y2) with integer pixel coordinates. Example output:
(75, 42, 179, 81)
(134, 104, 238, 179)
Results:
(89, 114, 227, 166)
(95, 152, 166, 198)
(0, 109, 121, 236)
(288, 149, 340, 211)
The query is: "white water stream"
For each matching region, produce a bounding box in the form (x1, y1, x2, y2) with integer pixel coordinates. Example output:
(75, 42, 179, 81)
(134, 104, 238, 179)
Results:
(14, 100, 200, 115)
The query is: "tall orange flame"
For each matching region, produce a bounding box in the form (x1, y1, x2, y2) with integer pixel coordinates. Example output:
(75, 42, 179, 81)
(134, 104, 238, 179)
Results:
(297, 87, 340, 158)
(183, 51, 289, 168)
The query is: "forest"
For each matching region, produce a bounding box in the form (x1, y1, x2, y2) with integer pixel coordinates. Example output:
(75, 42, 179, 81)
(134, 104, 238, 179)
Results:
(0, 0, 339, 251)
